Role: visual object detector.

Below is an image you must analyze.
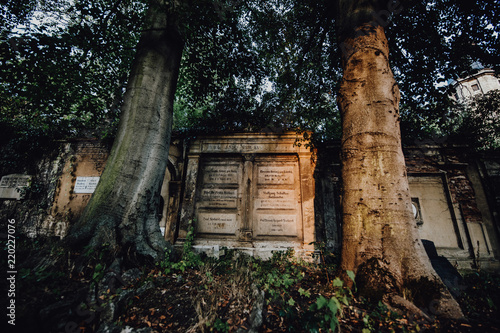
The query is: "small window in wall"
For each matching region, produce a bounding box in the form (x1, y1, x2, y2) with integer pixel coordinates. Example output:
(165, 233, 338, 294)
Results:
(411, 198, 423, 226)
(471, 83, 479, 91)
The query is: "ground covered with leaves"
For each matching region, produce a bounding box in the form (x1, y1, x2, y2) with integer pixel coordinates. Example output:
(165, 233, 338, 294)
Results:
(3, 235, 500, 333)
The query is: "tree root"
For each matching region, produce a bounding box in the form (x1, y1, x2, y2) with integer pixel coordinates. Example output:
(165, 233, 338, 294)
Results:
(430, 288, 465, 320)
(384, 287, 465, 324)
(384, 294, 432, 323)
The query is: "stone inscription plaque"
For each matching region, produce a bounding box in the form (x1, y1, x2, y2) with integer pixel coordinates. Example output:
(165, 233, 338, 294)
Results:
(258, 166, 294, 184)
(198, 212, 238, 234)
(0, 175, 31, 188)
(255, 189, 295, 209)
(0, 174, 32, 200)
(199, 189, 238, 208)
(253, 161, 300, 238)
(74, 177, 100, 194)
(203, 165, 238, 184)
(202, 143, 266, 153)
(256, 214, 297, 236)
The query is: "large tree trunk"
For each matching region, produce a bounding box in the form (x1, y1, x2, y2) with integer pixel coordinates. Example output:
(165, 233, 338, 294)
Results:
(67, 0, 184, 262)
(336, 0, 462, 319)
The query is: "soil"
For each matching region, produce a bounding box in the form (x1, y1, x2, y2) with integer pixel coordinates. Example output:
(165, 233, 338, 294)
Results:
(3, 237, 500, 333)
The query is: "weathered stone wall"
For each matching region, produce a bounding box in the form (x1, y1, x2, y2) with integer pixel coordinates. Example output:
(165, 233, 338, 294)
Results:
(1, 135, 499, 270)
(0, 139, 111, 238)
(404, 144, 499, 269)
(47, 140, 109, 237)
(176, 133, 316, 258)
(0, 142, 74, 237)
(310, 142, 500, 270)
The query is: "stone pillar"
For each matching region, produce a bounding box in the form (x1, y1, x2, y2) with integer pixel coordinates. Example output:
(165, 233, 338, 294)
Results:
(299, 151, 315, 251)
(178, 153, 200, 240)
(240, 154, 255, 241)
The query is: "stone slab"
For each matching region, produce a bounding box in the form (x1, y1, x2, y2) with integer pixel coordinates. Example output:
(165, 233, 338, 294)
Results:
(199, 188, 238, 208)
(256, 214, 297, 236)
(255, 189, 295, 209)
(197, 212, 238, 234)
(257, 166, 294, 184)
(202, 165, 239, 184)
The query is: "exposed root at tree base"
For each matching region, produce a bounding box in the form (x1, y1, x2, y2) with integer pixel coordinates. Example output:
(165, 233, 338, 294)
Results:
(354, 257, 465, 321)
(384, 294, 433, 323)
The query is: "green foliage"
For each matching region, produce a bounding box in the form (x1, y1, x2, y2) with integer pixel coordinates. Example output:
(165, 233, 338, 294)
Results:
(175, 0, 500, 143)
(81, 243, 113, 288)
(19, 265, 66, 283)
(312, 295, 341, 332)
(304, 272, 355, 333)
(206, 318, 230, 333)
(92, 263, 105, 284)
(458, 271, 500, 319)
(9, 236, 69, 298)
(156, 222, 203, 275)
(443, 90, 500, 151)
(1, 0, 142, 158)
(299, 287, 311, 298)
(391, 0, 499, 142)
(3, 0, 499, 147)
(360, 301, 404, 333)
(173, 0, 341, 140)
(253, 249, 303, 304)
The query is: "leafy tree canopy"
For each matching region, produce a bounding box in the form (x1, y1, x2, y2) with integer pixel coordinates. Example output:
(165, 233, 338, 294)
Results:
(0, 0, 145, 169)
(1, 0, 499, 163)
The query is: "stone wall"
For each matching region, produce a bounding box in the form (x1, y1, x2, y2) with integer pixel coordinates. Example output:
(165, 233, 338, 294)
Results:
(176, 132, 316, 258)
(1, 142, 73, 237)
(404, 144, 499, 269)
(1, 134, 499, 270)
(0, 139, 110, 238)
(47, 140, 109, 237)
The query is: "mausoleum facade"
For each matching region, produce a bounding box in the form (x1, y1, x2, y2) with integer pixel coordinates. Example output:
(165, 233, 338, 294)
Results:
(175, 132, 316, 258)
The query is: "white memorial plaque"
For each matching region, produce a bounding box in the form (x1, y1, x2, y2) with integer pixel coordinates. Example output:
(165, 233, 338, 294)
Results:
(74, 177, 100, 194)
(203, 165, 239, 184)
(256, 214, 297, 236)
(255, 189, 295, 209)
(257, 166, 294, 184)
(198, 213, 238, 234)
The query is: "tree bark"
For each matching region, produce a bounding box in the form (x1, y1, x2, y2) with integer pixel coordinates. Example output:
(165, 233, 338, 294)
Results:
(336, 0, 463, 319)
(67, 0, 184, 262)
